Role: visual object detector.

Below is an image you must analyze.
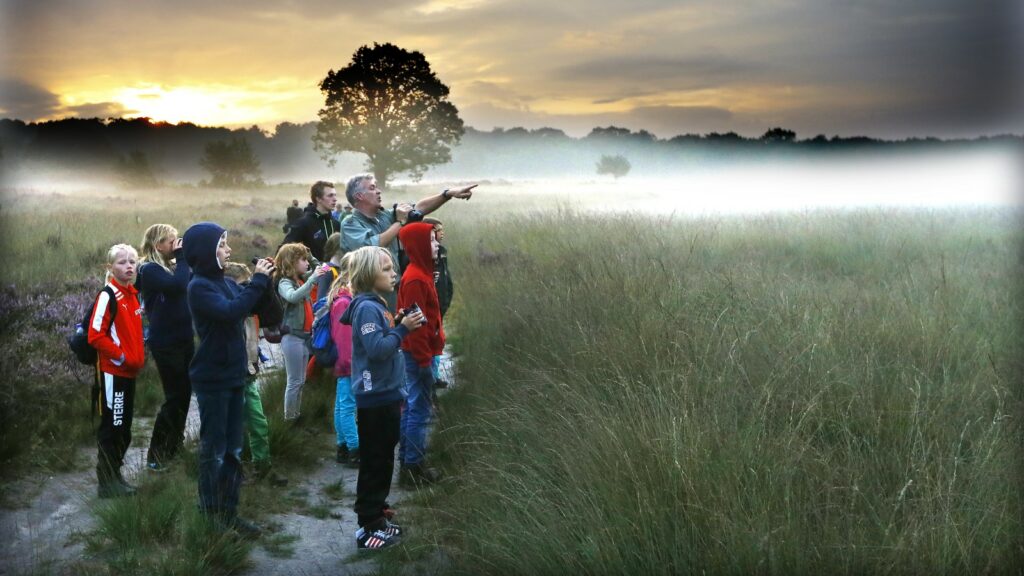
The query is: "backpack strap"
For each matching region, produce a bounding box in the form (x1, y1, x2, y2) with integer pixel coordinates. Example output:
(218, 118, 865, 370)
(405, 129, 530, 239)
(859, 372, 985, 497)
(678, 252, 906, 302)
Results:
(101, 284, 119, 323)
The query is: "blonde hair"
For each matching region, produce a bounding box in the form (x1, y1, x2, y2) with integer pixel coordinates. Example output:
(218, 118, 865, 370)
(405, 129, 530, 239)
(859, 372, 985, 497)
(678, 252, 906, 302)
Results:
(140, 224, 177, 272)
(327, 252, 353, 305)
(323, 232, 344, 262)
(347, 246, 390, 294)
(105, 243, 139, 283)
(223, 262, 252, 283)
(273, 243, 310, 284)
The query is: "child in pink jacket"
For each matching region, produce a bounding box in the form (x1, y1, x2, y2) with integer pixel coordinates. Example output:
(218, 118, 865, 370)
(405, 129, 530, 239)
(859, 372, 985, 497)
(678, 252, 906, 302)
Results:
(328, 254, 357, 467)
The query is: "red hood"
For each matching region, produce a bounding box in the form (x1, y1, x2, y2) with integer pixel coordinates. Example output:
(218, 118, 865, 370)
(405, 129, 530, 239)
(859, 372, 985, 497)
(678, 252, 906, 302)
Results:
(399, 222, 435, 280)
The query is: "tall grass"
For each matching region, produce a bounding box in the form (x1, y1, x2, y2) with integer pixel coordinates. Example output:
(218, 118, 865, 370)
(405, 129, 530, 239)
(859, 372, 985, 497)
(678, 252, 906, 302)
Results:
(422, 208, 1023, 574)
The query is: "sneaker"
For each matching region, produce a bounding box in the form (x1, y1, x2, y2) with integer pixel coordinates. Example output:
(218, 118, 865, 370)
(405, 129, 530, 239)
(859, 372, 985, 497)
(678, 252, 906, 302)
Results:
(383, 519, 404, 538)
(336, 444, 349, 464)
(146, 461, 169, 473)
(399, 463, 442, 488)
(356, 524, 399, 550)
(345, 448, 360, 469)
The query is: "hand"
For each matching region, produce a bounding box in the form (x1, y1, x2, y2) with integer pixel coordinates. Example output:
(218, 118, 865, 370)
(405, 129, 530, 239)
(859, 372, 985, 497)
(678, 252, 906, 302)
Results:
(254, 258, 275, 276)
(395, 203, 413, 224)
(447, 184, 477, 200)
(311, 265, 326, 279)
(401, 309, 425, 331)
(173, 238, 184, 250)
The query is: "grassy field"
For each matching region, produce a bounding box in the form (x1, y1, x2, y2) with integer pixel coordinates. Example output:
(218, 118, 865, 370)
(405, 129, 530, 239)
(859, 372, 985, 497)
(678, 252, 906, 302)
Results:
(0, 182, 1021, 574)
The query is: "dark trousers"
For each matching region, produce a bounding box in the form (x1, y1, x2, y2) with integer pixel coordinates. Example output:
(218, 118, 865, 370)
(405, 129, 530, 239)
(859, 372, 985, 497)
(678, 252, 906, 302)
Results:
(195, 385, 245, 516)
(146, 342, 194, 464)
(96, 371, 136, 480)
(355, 401, 401, 527)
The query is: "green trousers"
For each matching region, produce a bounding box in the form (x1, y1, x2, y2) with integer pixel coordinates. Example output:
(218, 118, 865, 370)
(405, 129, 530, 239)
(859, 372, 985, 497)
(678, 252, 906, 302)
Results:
(243, 379, 271, 464)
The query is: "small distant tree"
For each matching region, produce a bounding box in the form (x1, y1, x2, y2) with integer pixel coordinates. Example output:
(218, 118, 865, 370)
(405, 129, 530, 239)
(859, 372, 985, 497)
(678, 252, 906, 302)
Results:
(596, 154, 631, 179)
(199, 137, 262, 187)
(761, 127, 797, 143)
(116, 150, 158, 187)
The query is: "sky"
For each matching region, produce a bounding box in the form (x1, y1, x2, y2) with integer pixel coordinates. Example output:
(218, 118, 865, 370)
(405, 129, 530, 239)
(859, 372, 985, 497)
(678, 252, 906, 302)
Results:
(1, 0, 1021, 139)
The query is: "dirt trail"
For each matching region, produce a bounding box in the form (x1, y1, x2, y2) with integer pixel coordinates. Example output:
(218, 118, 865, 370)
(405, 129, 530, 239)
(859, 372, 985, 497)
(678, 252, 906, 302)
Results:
(0, 345, 456, 576)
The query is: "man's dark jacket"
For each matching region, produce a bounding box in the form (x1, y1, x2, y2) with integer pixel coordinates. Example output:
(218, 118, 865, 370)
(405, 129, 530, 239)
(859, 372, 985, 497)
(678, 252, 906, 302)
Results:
(281, 203, 340, 261)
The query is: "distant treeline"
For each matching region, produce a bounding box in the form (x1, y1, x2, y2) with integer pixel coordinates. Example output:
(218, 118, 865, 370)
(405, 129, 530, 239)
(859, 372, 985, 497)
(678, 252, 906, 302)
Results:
(1, 117, 1021, 184)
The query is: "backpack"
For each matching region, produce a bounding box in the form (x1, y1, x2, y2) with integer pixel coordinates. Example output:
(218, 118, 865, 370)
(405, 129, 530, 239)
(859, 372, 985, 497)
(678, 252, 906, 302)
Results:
(308, 296, 338, 367)
(253, 278, 285, 328)
(67, 286, 117, 365)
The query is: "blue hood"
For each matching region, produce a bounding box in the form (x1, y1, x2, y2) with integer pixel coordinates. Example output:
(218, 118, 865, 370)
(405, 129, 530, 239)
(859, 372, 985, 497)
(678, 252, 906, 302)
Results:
(183, 222, 226, 278)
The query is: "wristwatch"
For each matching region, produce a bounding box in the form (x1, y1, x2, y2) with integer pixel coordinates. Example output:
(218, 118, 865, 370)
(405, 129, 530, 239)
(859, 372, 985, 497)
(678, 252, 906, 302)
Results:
(442, 188, 451, 199)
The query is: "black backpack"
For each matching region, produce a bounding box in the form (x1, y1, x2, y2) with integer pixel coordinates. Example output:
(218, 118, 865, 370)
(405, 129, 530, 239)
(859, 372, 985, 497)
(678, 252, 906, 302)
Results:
(67, 286, 117, 365)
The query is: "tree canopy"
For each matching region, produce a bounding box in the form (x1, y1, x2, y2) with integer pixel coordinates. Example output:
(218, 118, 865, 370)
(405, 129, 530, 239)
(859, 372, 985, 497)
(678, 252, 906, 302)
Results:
(199, 137, 262, 188)
(313, 42, 464, 188)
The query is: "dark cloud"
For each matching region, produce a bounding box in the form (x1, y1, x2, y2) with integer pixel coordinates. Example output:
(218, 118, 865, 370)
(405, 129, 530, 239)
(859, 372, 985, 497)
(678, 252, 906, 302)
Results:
(66, 101, 137, 118)
(0, 78, 62, 120)
(554, 55, 766, 91)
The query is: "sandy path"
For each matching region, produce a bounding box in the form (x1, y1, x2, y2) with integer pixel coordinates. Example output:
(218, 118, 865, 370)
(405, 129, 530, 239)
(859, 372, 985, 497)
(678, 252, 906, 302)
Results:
(0, 344, 456, 576)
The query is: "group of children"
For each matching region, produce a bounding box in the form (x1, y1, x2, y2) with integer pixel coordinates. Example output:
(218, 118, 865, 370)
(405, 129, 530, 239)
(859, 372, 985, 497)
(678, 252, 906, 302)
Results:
(86, 213, 453, 550)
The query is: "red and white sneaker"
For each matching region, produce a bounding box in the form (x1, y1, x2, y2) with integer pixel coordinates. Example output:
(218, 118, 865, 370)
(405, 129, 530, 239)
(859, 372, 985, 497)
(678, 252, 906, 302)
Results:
(356, 524, 399, 550)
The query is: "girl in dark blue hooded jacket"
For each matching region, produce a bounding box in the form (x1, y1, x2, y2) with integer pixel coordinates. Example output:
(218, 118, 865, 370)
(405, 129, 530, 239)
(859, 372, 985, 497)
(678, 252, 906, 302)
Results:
(183, 222, 274, 538)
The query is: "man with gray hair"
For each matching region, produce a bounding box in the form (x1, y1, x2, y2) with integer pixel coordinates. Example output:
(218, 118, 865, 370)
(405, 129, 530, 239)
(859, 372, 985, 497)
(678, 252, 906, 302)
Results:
(341, 174, 476, 311)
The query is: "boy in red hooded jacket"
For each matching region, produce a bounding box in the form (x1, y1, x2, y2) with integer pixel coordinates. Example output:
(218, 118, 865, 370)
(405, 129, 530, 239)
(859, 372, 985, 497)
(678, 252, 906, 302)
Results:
(396, 222, 445, 486)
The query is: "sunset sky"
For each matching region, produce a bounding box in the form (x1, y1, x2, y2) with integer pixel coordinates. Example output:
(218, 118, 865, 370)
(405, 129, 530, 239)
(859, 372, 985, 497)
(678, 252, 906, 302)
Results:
(1, 0, 1020, 139)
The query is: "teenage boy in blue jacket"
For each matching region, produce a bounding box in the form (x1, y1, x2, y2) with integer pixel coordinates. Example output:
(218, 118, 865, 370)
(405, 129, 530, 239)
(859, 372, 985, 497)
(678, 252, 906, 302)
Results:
(183, 222, 274, 539)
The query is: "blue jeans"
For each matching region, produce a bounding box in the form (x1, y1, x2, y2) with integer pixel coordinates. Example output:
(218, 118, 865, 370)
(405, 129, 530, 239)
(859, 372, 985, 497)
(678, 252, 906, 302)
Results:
(195, 385, 245, 516)
(334, 376, 358, 449)
(399, 351, 434, 466)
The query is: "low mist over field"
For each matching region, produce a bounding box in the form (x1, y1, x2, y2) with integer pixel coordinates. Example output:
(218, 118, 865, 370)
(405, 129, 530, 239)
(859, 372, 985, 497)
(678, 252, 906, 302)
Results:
(3, 148, 1019, 218)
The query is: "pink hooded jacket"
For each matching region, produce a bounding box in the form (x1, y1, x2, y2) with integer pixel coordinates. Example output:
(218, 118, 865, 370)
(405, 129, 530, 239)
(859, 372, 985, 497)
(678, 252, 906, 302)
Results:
(329, 288, 353, 376)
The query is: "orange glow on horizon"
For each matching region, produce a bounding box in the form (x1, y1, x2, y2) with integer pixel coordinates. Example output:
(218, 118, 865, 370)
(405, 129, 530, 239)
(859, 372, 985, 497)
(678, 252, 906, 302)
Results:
(57, 82, 320, 128)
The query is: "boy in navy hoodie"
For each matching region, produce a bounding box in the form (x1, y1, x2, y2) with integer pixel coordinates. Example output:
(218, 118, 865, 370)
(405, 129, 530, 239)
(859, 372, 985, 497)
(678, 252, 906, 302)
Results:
(183, 222, 274, 538)
(339, 245, 424, 550)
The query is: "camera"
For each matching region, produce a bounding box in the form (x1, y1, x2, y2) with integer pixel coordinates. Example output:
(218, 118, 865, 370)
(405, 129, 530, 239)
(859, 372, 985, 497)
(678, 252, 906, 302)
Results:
(392, 203, 424, 224)
(395, 302, 427, 326)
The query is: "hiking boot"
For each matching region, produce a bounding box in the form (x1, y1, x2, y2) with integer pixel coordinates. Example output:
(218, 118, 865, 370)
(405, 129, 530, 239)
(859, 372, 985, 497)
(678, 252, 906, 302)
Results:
(97, 479, 137, 499)
(214, 514, 263, 540)
(336, 444, 349, 464)
(399, 463, 442, 488)
(344, 448, 360, 469)
(254, 463, 289, 487)
(356, 522, 400, 550)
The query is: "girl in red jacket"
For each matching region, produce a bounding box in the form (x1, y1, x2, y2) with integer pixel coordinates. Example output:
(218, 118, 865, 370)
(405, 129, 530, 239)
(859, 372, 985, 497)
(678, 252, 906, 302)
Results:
(88, 243, 146, 498)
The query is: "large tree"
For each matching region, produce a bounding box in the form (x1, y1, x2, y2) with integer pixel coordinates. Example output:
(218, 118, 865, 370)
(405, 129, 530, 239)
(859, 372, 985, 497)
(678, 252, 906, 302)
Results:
(314, 43, 464, 188)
